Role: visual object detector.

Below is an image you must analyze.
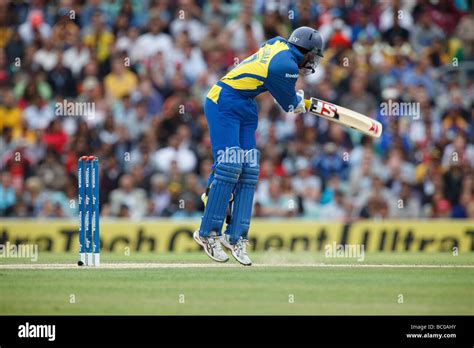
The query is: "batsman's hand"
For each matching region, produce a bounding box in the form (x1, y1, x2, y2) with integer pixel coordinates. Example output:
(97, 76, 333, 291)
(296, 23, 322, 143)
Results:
(273, 89, 306, 113)
(293, 89, 306, 114)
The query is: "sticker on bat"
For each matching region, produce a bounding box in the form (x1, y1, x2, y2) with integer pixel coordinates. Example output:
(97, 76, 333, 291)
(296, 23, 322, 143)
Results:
(369, 121, 380, 135)
(309, 98, 339, 119)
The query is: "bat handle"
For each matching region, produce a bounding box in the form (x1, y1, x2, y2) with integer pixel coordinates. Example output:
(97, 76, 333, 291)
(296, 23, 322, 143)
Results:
(304, 99, 312, 109)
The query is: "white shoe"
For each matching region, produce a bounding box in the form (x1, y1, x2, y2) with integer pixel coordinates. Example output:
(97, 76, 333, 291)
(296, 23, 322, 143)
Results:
(223, 235, 252, 266)
(221, 234, 232, 250)
(193, 230, 229, 263)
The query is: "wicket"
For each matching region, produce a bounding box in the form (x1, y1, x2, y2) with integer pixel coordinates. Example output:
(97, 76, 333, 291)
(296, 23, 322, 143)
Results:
(78, 156, 100, 266)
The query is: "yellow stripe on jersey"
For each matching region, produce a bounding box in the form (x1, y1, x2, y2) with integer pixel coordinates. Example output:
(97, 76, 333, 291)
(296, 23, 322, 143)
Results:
(221, 40, 290, 90)
(207, 84, 222, 104)
(221, 77, 264, 90)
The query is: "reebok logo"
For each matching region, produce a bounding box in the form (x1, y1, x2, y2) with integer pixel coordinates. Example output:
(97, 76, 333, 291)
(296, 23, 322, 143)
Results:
(18, 322, 56, 341)
(285, 73, 299, 78)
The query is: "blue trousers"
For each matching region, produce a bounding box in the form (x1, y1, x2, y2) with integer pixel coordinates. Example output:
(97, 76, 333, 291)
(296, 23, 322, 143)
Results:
(204, 86, 258, 185)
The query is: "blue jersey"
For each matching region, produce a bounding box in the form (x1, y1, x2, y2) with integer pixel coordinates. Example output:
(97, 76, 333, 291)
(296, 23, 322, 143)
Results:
(206, 36, 304, 112)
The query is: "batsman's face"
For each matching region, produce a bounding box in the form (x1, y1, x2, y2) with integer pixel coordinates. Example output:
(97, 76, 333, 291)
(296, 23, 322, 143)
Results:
(300, 53, 310, 67)
(300, 50, 322, 75)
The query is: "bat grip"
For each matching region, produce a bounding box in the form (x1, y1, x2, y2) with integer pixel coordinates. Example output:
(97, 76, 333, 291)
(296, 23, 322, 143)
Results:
(304, 99, 311, 109)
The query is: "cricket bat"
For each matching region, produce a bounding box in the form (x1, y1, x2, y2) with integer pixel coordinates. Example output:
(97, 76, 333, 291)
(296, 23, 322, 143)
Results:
(304, 98, 382, 138)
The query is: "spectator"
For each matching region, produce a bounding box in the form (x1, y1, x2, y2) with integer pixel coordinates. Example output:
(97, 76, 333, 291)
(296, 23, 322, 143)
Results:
(36, 149, 67, 192)
(22, 95, 54, 130)
(355, 176, 394, 217)
(171, 193, 201, 219)
(427, 0, 461, 35)
(258, 177, 297, 217)
(389, 182, 421, 218)
(410, 10, 444, 53)
(431, 191, 452, 218)
(456, 6, 474, 59)
(360, 195, 390, 219)
(83, 11, 114, 67)
(131, 79, 163, 117)
(0, 171, 16, 216)
(33, 39, 58, 72)
(50, 8, 80, 49)
(292, 157, 322, 197)
(170, 31, 207, 84)
(104, 56, 138, 100)
(3, 141, 36, 187)
(443, 161, 464, 206)
(47, 52, 77, 97)
(109, 174, 147, 219)
(62, 37, 91, 77)
(320, 189, 347, 220)
(169, 0, 206, 44)
(42, 120, 68, 155)
(153, 133, 197, 174)
(203, 0, 232, 26)
(442, 134, 474, 169)
(0, 90, 21, 134)
(149, 174, 171, 217)
(339, 76, 377, 118)
(22, 176, 44, 216)
(301, 186, 322, 219)
(135, 15, 173, 62)
(115, 26, 141, 64)
(466, 200, 474, 219)
(382, 11, 410, 46)
(19, 10, 51, 44)
(312, 143, 349, 184)
(225, 5, 264, 54)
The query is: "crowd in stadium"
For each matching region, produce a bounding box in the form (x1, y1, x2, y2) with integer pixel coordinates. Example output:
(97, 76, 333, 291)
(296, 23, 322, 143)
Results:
(0, 0, 473, 220)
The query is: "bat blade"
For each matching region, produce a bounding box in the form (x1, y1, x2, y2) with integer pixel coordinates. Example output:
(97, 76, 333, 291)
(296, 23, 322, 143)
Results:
(304, 98, 382, 138)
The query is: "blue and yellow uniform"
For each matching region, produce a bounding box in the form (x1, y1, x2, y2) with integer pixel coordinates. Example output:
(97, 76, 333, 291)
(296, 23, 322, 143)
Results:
(196, 27, 324, 264)
(204, 36, 305, 159)
(198, 36, 305, 248)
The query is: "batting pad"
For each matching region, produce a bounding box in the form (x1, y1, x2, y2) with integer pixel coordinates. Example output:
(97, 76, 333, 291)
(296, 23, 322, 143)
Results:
(199, 147, 243, 237)
(225, 149, 260, 244)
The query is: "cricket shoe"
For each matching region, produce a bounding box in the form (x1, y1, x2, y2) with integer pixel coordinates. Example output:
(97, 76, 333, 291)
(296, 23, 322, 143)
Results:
(193, 230, 229, 263)
(221, 235, 252, 266)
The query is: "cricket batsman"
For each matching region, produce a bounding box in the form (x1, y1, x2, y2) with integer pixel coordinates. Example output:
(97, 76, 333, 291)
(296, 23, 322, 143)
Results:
(194, 27, 324, 265)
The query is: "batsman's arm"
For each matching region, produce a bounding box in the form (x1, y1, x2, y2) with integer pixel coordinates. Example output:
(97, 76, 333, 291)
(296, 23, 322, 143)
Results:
(265, 51, 302, 112)
(304, 98, 383, 138)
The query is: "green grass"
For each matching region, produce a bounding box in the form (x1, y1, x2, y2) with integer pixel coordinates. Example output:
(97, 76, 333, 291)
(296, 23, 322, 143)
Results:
(0, 252, 473, 315)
